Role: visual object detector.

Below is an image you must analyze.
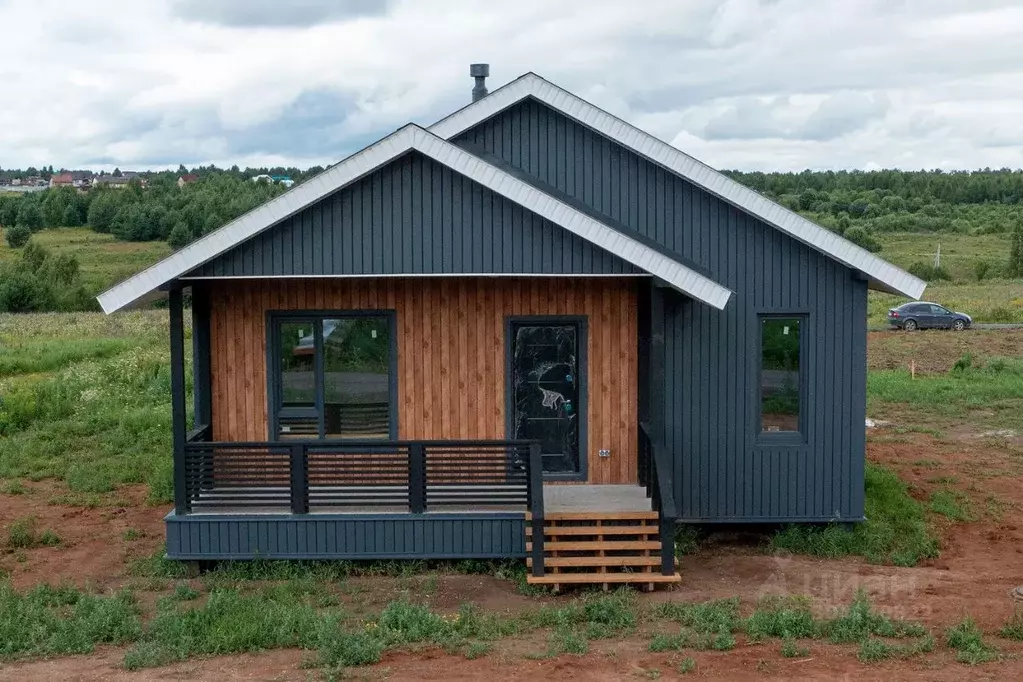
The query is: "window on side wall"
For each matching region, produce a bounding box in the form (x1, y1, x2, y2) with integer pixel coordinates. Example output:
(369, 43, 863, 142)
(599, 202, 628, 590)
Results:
(759, 316, 803, 436)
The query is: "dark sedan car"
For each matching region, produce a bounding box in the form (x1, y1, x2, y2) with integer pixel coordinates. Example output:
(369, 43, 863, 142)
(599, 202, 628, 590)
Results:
(887, 302, 972, 331)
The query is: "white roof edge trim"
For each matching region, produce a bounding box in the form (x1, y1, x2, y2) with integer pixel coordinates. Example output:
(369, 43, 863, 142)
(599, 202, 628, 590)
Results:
(409, 128, 731, 310)
(96, 125, 426, 313)
(430, 73, 926, 300)
(98, 123, 732, 313)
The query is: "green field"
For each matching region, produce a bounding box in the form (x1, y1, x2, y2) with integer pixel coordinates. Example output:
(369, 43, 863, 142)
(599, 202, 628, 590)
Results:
(0, 227, 171, 294)
(875, 233, 1011, 281)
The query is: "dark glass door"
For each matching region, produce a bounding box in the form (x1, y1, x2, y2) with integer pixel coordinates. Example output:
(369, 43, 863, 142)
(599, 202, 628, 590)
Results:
(509, 321, 584, 476)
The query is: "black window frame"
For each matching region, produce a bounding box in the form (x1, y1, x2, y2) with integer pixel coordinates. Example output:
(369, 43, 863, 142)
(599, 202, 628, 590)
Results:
(266, 309, 398, 441)
(754, 312, 809, 445)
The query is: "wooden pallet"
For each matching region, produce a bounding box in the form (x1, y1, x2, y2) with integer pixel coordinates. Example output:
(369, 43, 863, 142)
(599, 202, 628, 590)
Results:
(525, 511, 680, 591)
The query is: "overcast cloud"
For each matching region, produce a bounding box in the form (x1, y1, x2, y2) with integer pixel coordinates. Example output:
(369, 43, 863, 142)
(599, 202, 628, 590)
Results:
(1, 0, 1021, 172)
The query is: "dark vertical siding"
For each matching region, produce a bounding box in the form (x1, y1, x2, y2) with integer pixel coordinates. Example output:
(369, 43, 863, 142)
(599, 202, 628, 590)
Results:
(456, 99, 868, 522)
(166, 513, 526, 559)
(187, 152, 640, 278)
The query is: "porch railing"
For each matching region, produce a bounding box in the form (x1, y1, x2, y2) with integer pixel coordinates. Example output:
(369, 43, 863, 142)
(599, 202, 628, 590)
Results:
(180, 428, 542, 516)
(638, 421, 677, 576)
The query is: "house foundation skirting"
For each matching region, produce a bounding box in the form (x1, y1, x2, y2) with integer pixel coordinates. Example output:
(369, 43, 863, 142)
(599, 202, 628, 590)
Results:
(164, 511, 526, 560)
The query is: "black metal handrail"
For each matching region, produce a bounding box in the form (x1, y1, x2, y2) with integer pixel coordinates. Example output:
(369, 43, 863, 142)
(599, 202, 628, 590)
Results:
(639, 421, 677, 575)
(180, 438, 542, 516)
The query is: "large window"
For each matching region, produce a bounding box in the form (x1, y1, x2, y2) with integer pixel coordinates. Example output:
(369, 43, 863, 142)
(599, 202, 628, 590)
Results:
(270, 312, 395, 440)
(759, 316, 803, 435)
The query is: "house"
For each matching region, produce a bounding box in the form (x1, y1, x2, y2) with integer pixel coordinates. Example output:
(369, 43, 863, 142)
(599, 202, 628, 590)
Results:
(97, 67, 924, 588)
(177, 174, 199, 188)
(50, 172, 74, 187)
(271, 174, 295, 188)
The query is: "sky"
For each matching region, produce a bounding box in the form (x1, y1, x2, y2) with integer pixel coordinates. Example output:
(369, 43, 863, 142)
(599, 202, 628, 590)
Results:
(1, 0, 1022, 173)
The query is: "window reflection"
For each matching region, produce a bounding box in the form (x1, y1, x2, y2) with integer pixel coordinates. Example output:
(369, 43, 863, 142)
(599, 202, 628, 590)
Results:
(760, 317, 801, 433)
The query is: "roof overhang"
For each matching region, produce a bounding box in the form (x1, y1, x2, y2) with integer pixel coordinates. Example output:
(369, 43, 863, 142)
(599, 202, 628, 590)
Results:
(431, 74, 926, 300)
(97, 124, 731, 313)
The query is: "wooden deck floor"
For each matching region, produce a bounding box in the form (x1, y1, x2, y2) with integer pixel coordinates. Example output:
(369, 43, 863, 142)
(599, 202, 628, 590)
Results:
(187, 484, 652, 515)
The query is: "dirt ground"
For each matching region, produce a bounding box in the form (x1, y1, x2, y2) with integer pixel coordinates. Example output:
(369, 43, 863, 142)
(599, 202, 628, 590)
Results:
(2, 428, 1023, 680)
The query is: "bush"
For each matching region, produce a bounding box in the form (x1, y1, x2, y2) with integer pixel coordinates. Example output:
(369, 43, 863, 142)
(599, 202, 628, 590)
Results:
(907, 261, 951, 282)
(0, 271, 56, 312)
(167, 222, 192, 249)
(974, 260, 992, 281)
(843, 226, 883, 253)
(4, 224, 31, 248)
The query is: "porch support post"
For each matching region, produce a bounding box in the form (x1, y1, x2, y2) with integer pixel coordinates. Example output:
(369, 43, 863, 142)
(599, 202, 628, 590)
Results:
(169, 286, 188, 515)
(528, 442, 545, 577)
(290, 444, 309, 514)
(191, 283, 212, 431)
(649, 281, 666, 443)
(409, 443, 426, 513)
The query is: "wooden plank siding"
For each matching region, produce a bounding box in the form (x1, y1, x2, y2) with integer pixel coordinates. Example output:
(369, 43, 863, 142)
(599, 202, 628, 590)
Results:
(207, 277, 639, 484)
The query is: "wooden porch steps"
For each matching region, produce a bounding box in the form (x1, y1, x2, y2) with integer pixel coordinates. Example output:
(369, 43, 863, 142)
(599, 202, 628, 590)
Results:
(525, 511, 680, 591)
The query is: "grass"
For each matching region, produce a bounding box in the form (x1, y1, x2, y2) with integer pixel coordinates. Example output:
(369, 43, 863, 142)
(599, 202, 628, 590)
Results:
(5, 516, 61, 549)
(675, 656, 696, 674)
(857, 635, 934, 663)
(1000, 609, 1023, 641)
(780, 638, 809, 658)
(820, 590, 928, 644)
(874, 233, 1012, 283)
(743, 595, 818, 641)
(0, 583, 142, 659)
(0, 227, 170, 294)
(771, 464, 939, 566)
(929, 489, 974, 521)
(123, 587, 325, 669)
(0, 310, 185, 503)
(945, 617, 998, 664)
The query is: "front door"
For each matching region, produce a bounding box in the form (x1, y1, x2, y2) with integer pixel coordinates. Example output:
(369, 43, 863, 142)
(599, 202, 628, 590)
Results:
(508, 319, 586, 478)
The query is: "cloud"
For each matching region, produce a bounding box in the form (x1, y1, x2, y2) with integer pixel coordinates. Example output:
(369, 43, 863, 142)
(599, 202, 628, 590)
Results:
(170, 0, 390, 27)
(0, 0, 1021, 172)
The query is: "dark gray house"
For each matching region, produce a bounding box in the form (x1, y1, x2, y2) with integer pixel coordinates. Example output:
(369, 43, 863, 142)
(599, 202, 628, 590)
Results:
(98, 68, 924, 588)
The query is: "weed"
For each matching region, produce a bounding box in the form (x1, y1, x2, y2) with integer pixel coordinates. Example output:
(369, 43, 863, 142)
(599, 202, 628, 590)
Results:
(1000, 609, 1023, 641)
(771, 465, 939, 566)
(122, 587, 324, 670)
(929, 489, 973, 521)
(316, 617, 385, 669)
(2, 480, 26, 495)
(0, 583, 142, 659)
(780, 638, 809, 658)
(857, 637, 894, 662)
(5, 516, 38, 548)
(127, 547, 188, 579)
(38, 529, 61, 547)
(656, 597, 740, 634)
(946, 617, 998, 664)
(581, 589, 636, 638)
(821, 590, 927, 644)
(122, 528, 144, 541)
(649, 631, 687, 652)
(171, 583, 199, 601)
(674, 525, 701, 556)
(548, 628, 588, 655)
(744, 595, 818, 641)
(675, 656, 696, 674)
(857, 636, 935, 663)
(463, 641, 491, 659)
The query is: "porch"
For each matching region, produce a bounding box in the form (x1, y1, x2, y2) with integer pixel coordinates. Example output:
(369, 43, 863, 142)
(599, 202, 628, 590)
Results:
(165, 277, 680, 586)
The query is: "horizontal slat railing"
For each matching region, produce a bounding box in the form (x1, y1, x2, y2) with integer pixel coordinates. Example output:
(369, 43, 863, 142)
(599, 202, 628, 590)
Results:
(181, 438, 538, 515)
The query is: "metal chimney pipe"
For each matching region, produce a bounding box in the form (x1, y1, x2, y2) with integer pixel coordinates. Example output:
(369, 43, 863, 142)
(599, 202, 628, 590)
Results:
(470, 63, 489, 102)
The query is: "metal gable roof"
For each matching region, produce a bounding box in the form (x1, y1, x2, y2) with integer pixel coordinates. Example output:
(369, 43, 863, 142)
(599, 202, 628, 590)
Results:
(430, 73, 926, 299)
(97, 125, 732, 313)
